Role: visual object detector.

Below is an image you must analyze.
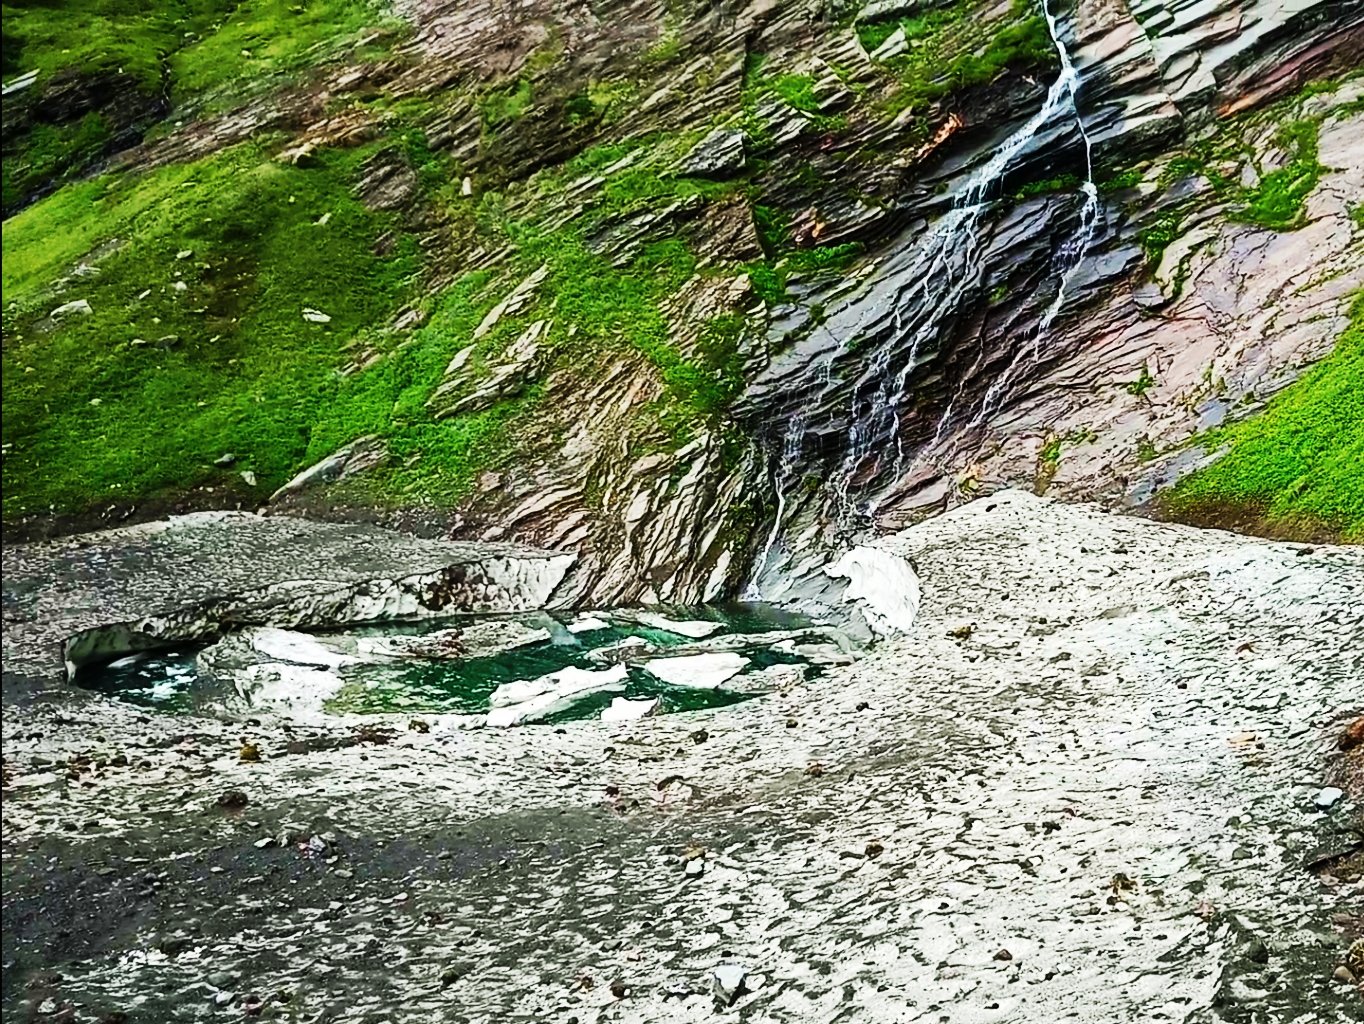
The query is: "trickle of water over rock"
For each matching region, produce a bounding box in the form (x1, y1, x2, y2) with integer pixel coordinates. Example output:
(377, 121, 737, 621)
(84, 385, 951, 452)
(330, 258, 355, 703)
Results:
(963, 0, 1102, 434)
(749, 0, 1107, 594)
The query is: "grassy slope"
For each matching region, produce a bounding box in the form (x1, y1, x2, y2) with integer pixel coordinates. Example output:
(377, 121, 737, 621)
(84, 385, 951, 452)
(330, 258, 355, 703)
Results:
(2, 0, 395, 95)
(1170, 291, 1364, 539)
(8, 0, 1353, 535)
(2, 143, 418, 518)
(1, 0, 401, 209)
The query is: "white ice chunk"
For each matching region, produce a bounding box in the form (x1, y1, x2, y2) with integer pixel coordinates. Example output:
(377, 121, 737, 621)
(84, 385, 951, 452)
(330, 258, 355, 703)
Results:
(485, 664, 629, 726)
(824, 545, 921, 637)
(567, 615, 611, 634)
(642, 652, 748, 689)
(248, 628, 360, 669)
(600, 696, 661, 723)
(635, 613, 722, 638)
(236, 662, 345, 722)
(106, 652, 149, 670)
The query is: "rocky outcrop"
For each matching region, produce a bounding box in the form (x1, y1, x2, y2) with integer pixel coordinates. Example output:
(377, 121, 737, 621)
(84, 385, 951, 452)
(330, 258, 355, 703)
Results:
(5, 0, 1361, 604)
(0, 511, 574, 690)
(877, 86, 1363, 526)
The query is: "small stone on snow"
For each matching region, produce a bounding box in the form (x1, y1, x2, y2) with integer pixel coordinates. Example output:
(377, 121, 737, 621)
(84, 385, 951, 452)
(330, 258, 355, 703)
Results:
(1315, 786, 1344, 809)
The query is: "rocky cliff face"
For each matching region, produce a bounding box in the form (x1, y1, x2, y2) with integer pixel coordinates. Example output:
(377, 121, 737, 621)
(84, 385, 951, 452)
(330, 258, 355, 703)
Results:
(3, 0, 1361, 605)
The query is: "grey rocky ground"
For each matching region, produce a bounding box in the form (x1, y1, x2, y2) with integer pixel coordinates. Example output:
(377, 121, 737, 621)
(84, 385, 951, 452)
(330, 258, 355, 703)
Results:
(3, 492, 1361, 1022)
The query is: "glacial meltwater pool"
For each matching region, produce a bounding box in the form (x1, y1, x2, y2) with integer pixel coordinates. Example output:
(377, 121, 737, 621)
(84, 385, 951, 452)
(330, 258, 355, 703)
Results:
(79, 603, 840, 725)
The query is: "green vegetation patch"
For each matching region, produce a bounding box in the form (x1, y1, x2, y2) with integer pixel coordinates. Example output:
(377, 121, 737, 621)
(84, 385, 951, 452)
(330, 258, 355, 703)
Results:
(4, 0, 401, 103)
(482, 77, 534, 130)
(861, 0, 1057, 122)
(300, 270, 533, 504)
(1, 112, 112, 212)
(2, 141, 419, 519)
(1232, 119, 1324, 229)
(1169, 292, 1364, 539)
(505, 229, 744, 422)
(3, 0, 404, 211)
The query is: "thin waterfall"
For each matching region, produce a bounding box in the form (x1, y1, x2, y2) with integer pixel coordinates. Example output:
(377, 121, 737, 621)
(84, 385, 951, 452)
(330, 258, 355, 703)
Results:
(888, 0, 1101, 488)
(839, 0, 1100, 507)
(744, 0, 1098, 595)
(744, 414, 806, 599)
(969, 0, 1099, 426)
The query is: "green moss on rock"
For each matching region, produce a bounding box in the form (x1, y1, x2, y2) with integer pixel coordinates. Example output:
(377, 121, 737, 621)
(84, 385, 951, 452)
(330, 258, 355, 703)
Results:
(1169, 291, 1364, 539)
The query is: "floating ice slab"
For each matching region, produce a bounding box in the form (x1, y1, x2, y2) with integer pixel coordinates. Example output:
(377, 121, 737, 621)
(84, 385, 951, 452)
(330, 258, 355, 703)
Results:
(249, 628, 361, 669)
(643, 652, 749, 689)
(824, 546, 921, 637)
(567, 615, 611, 634)
(635, 613, 723, 638)
(600, 696, 661, 722)
(485, 664, 629, 726)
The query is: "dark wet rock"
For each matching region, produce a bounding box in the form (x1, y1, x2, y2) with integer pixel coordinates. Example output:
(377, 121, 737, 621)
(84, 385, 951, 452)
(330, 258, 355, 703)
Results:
(677, 128, 746, 178)
(216, 790, 249, 809)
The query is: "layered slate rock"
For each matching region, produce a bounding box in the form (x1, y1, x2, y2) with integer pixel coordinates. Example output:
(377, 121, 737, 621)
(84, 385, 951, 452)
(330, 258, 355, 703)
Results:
(5, 0, 1362, 606)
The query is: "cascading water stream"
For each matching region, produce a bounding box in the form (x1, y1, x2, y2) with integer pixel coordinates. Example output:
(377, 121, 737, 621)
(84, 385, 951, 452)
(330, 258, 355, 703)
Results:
(845, 0, 1099, 512)
(744, 0, 1098, 596)
(743, 415, 806, 599)
(966, 0, 1100, 429)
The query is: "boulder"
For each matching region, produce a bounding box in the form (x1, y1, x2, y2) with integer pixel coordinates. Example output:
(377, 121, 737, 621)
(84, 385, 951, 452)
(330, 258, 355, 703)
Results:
(49, 299, 92, 319)
(677, 128, 746, 178)
(269, 436, 386, 502)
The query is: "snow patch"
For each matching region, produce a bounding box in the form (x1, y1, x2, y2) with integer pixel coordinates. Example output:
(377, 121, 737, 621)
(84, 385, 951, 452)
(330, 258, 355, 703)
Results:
(825, 546, 920, 637)
(642, 652, 749, 689)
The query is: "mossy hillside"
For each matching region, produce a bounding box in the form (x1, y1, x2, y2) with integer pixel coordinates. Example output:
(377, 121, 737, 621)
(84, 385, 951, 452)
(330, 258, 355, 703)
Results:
(1169, 291, 1364, 539)
(857, 0, 1057, 122)
(2, 0, 405, 213)
(250, 196, 755, 504)
(1, 112, 113, 214)
(2, 0, 229, 88)
(1, 141, 419, 519)
(3, 0, 401, 102)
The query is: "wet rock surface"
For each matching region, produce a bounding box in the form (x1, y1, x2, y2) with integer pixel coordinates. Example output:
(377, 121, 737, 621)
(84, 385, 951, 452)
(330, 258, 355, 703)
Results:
(3, 491, 1360, 1021)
